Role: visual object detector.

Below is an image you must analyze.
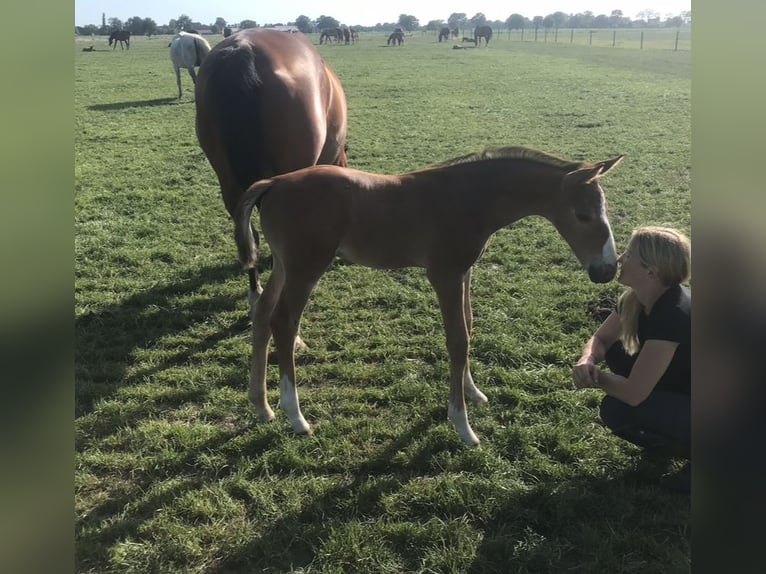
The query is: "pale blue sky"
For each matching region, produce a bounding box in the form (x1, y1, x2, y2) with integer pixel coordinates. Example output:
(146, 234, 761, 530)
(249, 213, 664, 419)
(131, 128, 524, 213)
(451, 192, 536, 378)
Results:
(75, 1, 691, 27)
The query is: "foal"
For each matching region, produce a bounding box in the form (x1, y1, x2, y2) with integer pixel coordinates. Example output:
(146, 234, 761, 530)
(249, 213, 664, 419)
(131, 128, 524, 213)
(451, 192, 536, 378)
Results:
(234, 147, 622, 446)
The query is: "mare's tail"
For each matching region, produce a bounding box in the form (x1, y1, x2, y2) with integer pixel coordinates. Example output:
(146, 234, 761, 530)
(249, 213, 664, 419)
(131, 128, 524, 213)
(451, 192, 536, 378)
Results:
(198, 41, 267, 204)
(234, 180, 274, 269)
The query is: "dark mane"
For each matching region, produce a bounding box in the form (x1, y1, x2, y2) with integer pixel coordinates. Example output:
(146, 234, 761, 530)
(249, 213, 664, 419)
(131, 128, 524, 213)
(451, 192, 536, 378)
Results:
(434, 146, 582, 171)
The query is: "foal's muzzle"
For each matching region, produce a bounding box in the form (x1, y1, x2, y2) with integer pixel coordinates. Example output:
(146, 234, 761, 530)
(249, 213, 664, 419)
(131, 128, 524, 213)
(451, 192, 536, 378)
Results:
(588, 262, 617, 283)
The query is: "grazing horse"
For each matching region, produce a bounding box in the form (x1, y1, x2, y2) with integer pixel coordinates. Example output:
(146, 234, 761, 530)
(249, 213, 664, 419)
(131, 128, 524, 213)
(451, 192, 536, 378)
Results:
(233, 146, 622, 446)
(439, 27, 450, 42)
(387, 31, 404, 46)
(350, 28, 359, 43)
(319, 28, 343, 44)
(474, 25, 493, 46)
(451, 28, 459, 38)
(108, 30, 130, 50)
(195, 28, 348, 302)
(169, 32, 212, 98)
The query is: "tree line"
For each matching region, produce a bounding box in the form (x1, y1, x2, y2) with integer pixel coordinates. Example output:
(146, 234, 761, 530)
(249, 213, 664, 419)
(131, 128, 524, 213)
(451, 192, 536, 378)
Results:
(75, 9, 691, 37)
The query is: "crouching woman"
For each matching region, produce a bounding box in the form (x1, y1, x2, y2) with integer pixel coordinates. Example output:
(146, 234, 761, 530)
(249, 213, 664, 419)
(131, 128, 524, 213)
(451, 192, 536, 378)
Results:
(573, 226, 691, 474)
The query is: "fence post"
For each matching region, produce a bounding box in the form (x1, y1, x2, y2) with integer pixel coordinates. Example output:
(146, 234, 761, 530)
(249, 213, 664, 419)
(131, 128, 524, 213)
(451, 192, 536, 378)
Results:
(570, 29, 574, 43)
(534, 28, 538, 42)
(589, 30, 594, 45)
(521, 28, 524, 41)
(640, 31, 644, 49)
(675, 29, 680, 51)
(544, 28, 547, 42)
(555, 28, 558, 43)
(612, 30, 616, 47)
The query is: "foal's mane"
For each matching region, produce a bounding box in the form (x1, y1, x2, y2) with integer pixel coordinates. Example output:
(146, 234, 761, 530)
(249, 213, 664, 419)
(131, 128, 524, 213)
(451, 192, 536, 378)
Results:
(433, 146, 582, 171)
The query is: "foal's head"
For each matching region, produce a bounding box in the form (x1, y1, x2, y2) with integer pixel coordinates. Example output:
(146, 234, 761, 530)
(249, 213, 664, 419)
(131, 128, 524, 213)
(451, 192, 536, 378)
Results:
(553, 156, 623, 283)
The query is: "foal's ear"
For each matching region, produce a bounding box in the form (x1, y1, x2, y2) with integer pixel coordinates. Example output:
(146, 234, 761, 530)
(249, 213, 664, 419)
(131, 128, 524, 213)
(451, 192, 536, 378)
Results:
(564, 155, 624, 186)
(595, 155, 624, 177)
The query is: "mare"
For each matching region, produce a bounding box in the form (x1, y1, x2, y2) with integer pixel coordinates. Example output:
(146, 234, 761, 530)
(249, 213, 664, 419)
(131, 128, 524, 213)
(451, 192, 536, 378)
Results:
(474, 25, 493, 46)
(169, 31, 212, 98)
(350, 28, 359, 43)
(195, 28, 348, 302)
(108, 30, 130, 50)
(387, 31, 404, 46)
(438, 27, 450, 42)
(232, 147, 622, 446)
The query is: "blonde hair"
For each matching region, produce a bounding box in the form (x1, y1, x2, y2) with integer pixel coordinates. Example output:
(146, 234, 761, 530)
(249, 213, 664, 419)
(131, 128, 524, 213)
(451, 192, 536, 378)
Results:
(618, 226, 691, 354)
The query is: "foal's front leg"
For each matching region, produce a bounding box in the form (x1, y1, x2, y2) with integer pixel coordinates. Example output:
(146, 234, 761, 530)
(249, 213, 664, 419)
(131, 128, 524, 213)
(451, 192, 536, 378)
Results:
(428, 269, 480, 446)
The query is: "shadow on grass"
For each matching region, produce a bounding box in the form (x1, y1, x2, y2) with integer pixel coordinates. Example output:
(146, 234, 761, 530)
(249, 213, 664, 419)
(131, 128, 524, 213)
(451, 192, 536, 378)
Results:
(87, 97, 180, 111)
(75, 262, 248, 417)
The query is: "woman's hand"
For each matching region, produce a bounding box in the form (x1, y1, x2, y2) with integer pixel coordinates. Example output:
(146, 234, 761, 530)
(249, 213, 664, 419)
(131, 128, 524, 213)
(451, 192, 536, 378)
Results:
(573, 358, 598, 388)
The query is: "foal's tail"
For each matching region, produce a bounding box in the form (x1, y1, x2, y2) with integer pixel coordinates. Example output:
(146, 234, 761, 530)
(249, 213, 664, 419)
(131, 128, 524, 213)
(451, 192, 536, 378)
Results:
(234, 180, 274, 269)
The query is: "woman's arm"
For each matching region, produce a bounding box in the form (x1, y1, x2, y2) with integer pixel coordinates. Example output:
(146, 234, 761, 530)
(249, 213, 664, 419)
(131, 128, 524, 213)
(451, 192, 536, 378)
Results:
(593, 340, 679, 406)
(573, 311, 621, 388)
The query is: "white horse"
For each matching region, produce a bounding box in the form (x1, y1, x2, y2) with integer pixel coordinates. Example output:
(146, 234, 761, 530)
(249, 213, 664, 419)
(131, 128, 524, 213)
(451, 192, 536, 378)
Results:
(169, 32, 212, 98)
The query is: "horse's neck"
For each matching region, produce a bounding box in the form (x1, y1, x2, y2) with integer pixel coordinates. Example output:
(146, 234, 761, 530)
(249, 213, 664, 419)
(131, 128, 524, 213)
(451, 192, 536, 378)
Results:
(440, 161, 562, 227)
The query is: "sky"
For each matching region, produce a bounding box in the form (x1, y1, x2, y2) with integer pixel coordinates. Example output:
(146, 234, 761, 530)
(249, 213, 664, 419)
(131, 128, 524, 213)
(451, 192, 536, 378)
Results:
(74, 1, 691, 27)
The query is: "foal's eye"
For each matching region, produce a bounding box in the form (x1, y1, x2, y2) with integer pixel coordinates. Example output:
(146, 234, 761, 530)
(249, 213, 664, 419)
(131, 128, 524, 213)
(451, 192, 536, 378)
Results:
(575, 212, 593, 223)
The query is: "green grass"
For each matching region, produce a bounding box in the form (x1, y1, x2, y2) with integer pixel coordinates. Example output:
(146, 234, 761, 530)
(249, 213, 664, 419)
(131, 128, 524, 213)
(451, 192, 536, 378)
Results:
(76, 32, 690, 573)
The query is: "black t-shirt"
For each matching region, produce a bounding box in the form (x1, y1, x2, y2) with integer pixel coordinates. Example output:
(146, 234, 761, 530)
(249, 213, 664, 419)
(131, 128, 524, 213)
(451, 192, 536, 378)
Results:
(637, 284, 691, 395)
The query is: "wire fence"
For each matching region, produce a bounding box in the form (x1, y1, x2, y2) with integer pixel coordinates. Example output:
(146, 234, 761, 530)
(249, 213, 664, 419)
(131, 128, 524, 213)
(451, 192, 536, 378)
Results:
(502, 27, 691, 51)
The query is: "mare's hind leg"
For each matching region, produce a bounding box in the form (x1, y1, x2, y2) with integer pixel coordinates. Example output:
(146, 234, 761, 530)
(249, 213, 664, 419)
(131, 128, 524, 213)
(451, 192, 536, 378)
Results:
(248, 260, 285, 423)
(270, 278, 318, 435)
(188, 67, 198, 85)
(462, 268, 488, 406)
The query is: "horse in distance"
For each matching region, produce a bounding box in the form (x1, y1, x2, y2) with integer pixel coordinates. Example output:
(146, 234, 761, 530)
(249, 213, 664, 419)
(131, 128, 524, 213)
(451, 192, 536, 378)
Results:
(232, 147, 622, 446)
(387, 31, 404, 46)
(438, 27, 450, 42)
(195, 28, 348, 301)
(474, 25, 493, 46)
(108, 30, 130, 50)
(169, 31, 212, 98)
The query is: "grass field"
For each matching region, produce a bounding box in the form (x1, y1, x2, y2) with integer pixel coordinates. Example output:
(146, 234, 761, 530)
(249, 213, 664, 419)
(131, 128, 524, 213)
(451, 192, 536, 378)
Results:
(75, 31, 691, 573)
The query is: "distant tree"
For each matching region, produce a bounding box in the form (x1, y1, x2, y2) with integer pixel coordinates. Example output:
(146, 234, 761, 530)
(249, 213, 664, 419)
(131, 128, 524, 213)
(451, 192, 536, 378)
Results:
(295, 15, 313, 33)
(108, 17, 123, 31)
(425, 19, 443, 31)
(239, 19, 259, 29)
(665, 16, 684, 27)
(470, 13, 487, 27)
(397, 14, 419, 31)
(593, 14, 610, 27)
(447, 12, 467, 31)
(532, 16, 543, 30)
(506, 13, 525, 31)
(211, 17, 226, 33)
(315, 15, 340, 30)
(542, 15, 554, 29)
(176, 14, 193, 31)
(551, 11, 568, 29)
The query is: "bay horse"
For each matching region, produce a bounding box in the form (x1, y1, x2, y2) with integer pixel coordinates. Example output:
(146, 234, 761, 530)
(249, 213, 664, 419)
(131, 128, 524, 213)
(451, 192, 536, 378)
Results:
(233, 146, 622, 446)
(438, 27, 450, 42)
(474, 25, 493, 46)
(195, 28, 348, 304)
(387, 31, 404, 46)
(169, 32, 212, 98)
(108, 30, 130, 50)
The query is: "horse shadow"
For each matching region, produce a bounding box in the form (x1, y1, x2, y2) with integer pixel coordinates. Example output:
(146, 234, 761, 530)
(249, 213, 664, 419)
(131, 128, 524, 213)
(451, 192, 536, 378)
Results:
(75, 261, 249, 418)
(87, 97, 180, 112)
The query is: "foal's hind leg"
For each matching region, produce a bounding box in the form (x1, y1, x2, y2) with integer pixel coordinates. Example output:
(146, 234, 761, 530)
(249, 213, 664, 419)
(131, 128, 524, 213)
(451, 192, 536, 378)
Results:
(462, 268, 488, 406)
(248, 261, 285, 423)
(271, 278, 317, 435)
